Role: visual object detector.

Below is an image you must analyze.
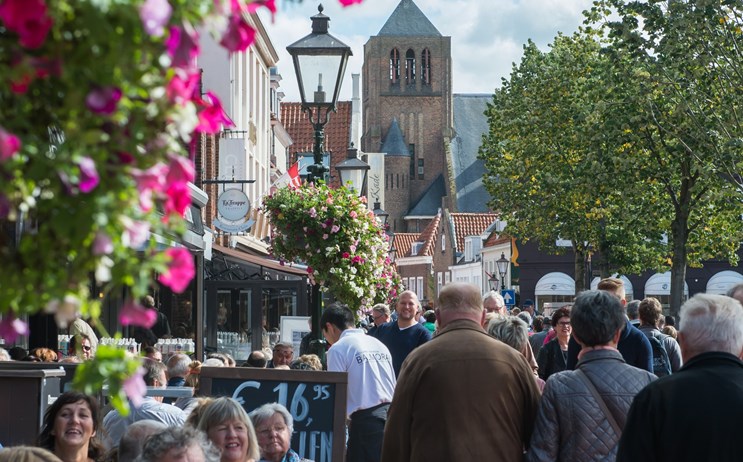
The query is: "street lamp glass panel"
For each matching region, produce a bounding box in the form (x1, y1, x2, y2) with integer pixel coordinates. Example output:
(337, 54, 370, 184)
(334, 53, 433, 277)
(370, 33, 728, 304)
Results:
(497, 253, 509, 277)
(296, 54, 344, 104)
(337, 164, 367, 194)
(372, 202, 389, 227)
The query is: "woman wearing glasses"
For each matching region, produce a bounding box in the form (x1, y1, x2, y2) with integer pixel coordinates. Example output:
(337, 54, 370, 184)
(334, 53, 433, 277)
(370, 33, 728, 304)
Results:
(537, 307, 572, 381)
(195, 397, 260, 462)
(249, 403, 312, 462)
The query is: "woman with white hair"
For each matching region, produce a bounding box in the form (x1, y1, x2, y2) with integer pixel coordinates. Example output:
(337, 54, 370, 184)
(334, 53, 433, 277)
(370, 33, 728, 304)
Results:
(248, 403, 312, 462)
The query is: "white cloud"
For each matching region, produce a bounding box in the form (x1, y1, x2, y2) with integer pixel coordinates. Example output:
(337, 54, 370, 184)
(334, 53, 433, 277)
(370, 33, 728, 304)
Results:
(261, 0, 593, 100)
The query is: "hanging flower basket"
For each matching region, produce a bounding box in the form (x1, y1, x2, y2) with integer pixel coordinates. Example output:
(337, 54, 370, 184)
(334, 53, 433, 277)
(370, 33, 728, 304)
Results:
(263, 182, 402, 318)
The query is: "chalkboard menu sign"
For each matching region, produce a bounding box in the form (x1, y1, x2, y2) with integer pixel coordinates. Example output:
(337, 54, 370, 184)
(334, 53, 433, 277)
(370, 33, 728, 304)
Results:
(199, 367, 348, 462)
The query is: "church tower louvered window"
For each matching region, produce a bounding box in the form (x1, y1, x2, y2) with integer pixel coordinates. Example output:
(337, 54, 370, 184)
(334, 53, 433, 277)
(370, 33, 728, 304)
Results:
(421, 48, 431, 85)
(405, 49, 416, 83)
(390, 48, 400, 83)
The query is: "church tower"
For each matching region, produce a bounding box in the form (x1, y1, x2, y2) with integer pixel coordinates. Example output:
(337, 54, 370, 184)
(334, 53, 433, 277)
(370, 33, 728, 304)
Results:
(362, 0, 453, 233)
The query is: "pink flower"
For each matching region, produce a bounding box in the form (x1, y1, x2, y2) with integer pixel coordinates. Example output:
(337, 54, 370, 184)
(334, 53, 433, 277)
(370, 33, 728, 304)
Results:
(244, 0, 277, 15)
(166, 70, 200, 104)
(139, 0, 172, 37)
(119, 300, 157, 328)
(338, 0, 364, 6)
(78, 157, 99, 193)
(159, 247, 194, 293)
(122, 218, 150, 249)
(86, 87, 122, 115)
(164, 180, 191, 217)
(349, 210, 357, 218)
(308, 207, 317, 218)
(93, 231, 113, 255)
(133, 162, 168, 193)
(0, 0, 53, 49)
(166, 155, 195, 184)
(322, 234, 329, 240)
(123, 367, 147, 408)
(0, 127, 21, 161)
(165, 25, 199, 69)
(342, 252, 350, 259)
(0, 314, 29, 344)
(331, 225, 340, 233)
(220, 13, 256, 52)
(195, 92, 234, 133)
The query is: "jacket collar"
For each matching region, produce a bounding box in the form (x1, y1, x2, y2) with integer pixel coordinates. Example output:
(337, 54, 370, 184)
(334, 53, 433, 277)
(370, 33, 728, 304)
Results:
(436, 319, 487, 337)
(576, 348, 625, 367)
(680, 351, 743, 371)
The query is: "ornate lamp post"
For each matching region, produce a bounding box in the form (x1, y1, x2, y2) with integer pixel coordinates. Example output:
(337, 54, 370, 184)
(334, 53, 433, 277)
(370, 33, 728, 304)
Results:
(287, 5, 352, 361)
(496, 252, 509, 292)
(335, 143, 369, 195)
(371, 200, 389, 228)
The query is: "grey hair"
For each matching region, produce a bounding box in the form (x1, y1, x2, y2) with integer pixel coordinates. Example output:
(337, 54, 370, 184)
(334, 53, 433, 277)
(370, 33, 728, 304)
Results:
(118, 421, 168, 462)
(679, 294, 743, 358)
(135, 427, 220, 462)
(482, 290, 505, 307)
(0, 347, 10, 361)
(167, 353, 192, 378)
(726, 282, 743, 301)
(202, 358, 226, 367)
(372, 303, 390, 315)
(195, 397, 260, 461)
(487, 316, 529, 353)
(249, 402, 294, 434)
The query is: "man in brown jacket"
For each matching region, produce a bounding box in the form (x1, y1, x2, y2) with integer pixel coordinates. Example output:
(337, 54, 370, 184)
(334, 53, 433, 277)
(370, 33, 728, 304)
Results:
(381, 282, 540, 462)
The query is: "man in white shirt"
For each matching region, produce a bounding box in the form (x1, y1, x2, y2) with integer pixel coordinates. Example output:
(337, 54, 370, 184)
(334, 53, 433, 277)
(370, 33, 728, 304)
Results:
(322, 303, 396, 462)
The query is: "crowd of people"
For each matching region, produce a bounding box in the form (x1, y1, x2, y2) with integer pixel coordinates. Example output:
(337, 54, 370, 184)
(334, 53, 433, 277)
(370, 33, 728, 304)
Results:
(0, 279, 742, 462)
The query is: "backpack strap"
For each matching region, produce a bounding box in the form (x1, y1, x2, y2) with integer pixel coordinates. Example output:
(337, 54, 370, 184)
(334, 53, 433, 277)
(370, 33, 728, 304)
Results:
(575, 369, 622, 437)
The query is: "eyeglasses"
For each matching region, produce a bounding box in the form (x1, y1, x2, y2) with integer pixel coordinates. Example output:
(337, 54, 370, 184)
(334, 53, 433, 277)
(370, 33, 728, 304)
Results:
(82, 345, 92, 351)
(372, 313, 386, 320)
(257, 425, 288, 436)
(557, 321, 571, 328)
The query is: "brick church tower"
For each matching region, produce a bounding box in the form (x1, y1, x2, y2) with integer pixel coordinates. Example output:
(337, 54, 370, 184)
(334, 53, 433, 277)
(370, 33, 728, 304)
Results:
(361, 0, 453, 233)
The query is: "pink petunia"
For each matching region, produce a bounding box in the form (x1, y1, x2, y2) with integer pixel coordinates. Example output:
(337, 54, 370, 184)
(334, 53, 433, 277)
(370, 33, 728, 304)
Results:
(164, 180, 191, 217)
(0, 0, 53, 49)
(0, 314, 29, 344)
(123, 367, 147, 408)
(349, 210, 357, 218)
(195, 92, 234, 134)
(133, 162, 168, 194)
(338, 0, 364, 6)
(166, 70, 200, 104)
(165, 25, 199, 69)
(92, 231, 113, 255)
(308, 207, 317, 218)
(0, 127, 21, 161)
(220, 13, 256, 52)
(166, 155, 195, 184)
(159, 247, 195, 293)
(331, 225, 340, 233)
(139, 0, 172, 37)
(119, 300, 157, 328)
(122, 218, 150, 249)
(86, 86, 122, 115)
(78, 157, 100, 193)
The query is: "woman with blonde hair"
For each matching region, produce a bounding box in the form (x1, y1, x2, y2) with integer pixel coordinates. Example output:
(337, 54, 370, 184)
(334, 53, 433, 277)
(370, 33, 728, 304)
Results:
(195, 397, 260, 462)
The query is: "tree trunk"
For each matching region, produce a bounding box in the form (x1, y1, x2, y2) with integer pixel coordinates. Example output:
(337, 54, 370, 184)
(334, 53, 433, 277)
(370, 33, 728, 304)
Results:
(669, 216, 689, 318)
(574, 246, 587, 293)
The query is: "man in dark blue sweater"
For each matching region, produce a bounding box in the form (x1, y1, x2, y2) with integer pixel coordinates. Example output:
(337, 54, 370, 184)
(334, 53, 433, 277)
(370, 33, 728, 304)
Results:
(566, 277, 653, 372)
(370, 290, 432, 376)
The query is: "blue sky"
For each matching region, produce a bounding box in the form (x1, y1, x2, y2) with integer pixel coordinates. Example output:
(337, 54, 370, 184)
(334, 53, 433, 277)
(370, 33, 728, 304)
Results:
(260, 0, 594, 101)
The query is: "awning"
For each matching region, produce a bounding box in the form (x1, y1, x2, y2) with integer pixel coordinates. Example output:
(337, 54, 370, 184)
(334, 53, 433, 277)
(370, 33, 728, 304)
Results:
(705, 270, 743, 295)
(211, 244, 307, 277)
(535, 272, 575, 296)
(645, 271, 689, 296)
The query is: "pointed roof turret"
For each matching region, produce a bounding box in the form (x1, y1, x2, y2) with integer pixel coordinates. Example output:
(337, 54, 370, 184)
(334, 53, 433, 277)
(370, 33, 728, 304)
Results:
(378, 0, 441, 37)
(381, 119, 410, 156)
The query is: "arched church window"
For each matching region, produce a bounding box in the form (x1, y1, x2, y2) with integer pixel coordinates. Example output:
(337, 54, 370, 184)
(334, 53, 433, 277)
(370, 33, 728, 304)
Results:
(405, 49, 416, 83)
(390, 48, 400, 83)
(421, 48, 431, 85)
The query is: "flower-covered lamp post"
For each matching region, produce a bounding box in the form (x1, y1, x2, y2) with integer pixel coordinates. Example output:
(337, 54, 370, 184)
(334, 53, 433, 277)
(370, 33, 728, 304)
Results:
(286, 5, 352, 361)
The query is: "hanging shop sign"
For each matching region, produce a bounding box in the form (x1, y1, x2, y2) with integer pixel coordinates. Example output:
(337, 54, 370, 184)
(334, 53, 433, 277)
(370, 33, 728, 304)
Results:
(213, 188, 254, 233)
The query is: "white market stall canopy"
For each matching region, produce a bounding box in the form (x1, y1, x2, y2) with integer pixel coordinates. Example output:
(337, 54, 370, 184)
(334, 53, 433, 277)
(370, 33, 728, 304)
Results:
(645, 271, 689, 296)
(705, 270, 743, 295)
(535, 272, 576, 296)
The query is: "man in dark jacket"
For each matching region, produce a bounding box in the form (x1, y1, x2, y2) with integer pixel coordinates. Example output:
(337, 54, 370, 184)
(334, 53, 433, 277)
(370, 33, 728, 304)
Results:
(566, 277, 653, 372)
(617, 293, 743, 462)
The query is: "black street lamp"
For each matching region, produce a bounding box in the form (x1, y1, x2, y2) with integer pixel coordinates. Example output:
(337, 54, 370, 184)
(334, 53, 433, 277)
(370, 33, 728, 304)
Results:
(371, 200, 389, 228)
(287, 4, 352, 362)
(287, 4, 352, 184)
(496, 252, 509, 291)
(335, 143, 369, 195)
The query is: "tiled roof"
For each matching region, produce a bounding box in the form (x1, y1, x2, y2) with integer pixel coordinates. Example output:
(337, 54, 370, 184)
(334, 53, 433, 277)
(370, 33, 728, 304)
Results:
(449, 212, 498, 251)
(393, 233, 417, 258)
(451, 94, 492, 212)
(281, 101, 352, 188)
(378, 0, 442, 37)
(484, 232, 511, 247)
(417, 212, 441, 256)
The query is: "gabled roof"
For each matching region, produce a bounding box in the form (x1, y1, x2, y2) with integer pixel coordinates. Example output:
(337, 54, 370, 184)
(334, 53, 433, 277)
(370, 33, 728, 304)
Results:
(381, 119, 409, 156)
(449, 212, 498, 251)
(484, 232, 511, 248)
(378, 0, 442, 37)
(393, 233, 417, 258)
(281, 101, 352, 187)
(407, 174, 445, 217)
(451, 94, 492, 212)
(417, 212, 441, 257)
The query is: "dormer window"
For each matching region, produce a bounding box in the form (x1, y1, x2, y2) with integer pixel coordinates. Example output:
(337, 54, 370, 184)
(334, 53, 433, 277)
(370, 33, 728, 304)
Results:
(421, 48, 431, 85)
(405, 49, 416, 83)
(411, 241, 423, 255)
(390, 48, 400, 84)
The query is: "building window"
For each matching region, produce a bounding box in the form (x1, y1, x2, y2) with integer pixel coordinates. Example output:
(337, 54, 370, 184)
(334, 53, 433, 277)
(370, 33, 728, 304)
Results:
(417, 158, 424, 179)
(390, 48, 400, 84)
(405, 49, 416, 84)
(421, 48, 431, 85)
(441, 233, 446, 253)
(444, 272, 450, 285)
(416, 277, 424, 300)
(437, 272, 443, 296)
(409, 144, 415, 179)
